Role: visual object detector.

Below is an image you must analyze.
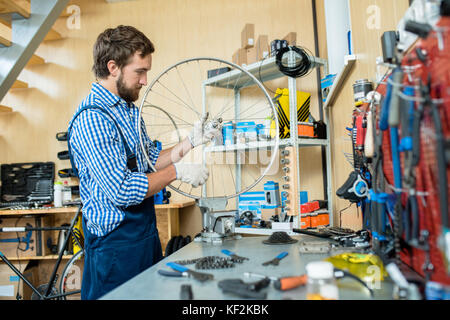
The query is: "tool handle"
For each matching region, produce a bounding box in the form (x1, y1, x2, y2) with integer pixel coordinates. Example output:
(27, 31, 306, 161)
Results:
(274, 275, 308, 291)
(410, 195, 420, 241)
(388, 70, 404, 127)
(157, 269, 182, 277)
(221, 249, 234, 256)
(379, 76, 393, 131)
(364, 111, 375, 158)
(166, 262, 189, 273)
(276, 251, 289, 260)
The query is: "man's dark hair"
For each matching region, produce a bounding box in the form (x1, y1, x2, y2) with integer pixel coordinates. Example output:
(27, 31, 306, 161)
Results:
(92, 25, 155, 79)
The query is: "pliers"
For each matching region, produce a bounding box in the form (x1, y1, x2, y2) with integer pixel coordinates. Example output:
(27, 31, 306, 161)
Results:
(221, 249, 249, 263)
(262, 251, 288, 266)
(165, 262, 214, 282)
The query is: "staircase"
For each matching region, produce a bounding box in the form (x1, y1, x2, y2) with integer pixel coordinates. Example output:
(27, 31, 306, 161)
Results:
(0, 0, 70, 112)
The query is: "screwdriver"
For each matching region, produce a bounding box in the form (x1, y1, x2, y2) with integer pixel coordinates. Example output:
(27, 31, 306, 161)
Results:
(244, 272, 308, 291)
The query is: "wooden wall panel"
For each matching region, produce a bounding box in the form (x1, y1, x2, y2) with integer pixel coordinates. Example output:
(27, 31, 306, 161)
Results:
(0, 0, 410, 234)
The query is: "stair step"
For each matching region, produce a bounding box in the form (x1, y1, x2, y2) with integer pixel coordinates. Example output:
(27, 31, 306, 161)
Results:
(0, 0, 30, 19)
(11, 80, 28, 89)
(26, 54, 45, 67)
(0, 34, 10, 46)
(0, 19, 62, 42)
(43, 28, 62, 41)
(0, 104, 12, 113)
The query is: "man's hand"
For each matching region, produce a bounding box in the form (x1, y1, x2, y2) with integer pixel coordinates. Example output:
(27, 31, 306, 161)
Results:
(188, 113, 222, 147)
(173, 163, 209, 188)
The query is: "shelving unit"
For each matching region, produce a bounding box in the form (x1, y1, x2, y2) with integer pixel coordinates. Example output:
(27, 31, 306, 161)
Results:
(202, 51, 333, 234)
(0, 201, 195, 260)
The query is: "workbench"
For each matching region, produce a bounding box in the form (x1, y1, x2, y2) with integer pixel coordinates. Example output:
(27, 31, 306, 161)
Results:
(101, 234, 395, 300)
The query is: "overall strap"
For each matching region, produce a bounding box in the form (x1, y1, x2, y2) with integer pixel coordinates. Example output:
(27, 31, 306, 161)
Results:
(68, 105, 137, 177)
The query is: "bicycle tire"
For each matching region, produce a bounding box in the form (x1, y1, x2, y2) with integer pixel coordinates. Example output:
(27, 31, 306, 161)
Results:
(59, 249, 84, 300)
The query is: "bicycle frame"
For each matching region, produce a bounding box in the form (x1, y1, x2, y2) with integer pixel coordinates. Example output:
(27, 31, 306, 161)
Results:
(0, 205, 83, 300)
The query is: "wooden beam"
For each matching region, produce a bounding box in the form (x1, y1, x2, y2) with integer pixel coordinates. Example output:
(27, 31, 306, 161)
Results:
(0, 104, 12, 112)
(0, 0, 30, 19)
(26, 54, 45, 67)
(11, 79, 27, 89)
(0, 33, 9, 46)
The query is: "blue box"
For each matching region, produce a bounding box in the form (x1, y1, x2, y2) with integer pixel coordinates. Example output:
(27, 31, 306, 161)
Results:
(300, 191, 308, 204)
(264, 181, 280, 207)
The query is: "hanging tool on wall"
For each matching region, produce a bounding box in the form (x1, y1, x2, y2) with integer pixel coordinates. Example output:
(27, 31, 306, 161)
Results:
(0, 223, 34, 252)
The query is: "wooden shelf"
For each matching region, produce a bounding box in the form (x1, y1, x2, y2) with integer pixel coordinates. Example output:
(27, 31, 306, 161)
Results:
(155, 200, 195, 209)
(323, 54, 357, 109)
(0, 201, 196, 216)
(0, 206, 79, 216)
(0, 255, 74, 261)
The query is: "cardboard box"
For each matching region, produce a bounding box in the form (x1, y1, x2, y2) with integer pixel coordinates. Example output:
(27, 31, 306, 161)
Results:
(261, 207, 280, 221)
(317, 212, 330, 227)
(298, 122, 316, 138)
(256, 35, 269, 60)
(282, 32, 297, 46)
(232, 48, 247, 66)
(0, 261, 28, 300)
(300, 213, 311, 229)
(245, 47, 257, 66)
(241, 23, 255, 49)
(0, 216, 45, 258)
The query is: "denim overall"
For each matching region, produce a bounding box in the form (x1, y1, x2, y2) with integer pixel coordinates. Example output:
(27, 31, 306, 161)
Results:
(68, 105, 163, 300)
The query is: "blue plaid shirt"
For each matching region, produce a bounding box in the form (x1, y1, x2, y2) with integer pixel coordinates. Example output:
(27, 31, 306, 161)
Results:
(68, 82, 161, 236)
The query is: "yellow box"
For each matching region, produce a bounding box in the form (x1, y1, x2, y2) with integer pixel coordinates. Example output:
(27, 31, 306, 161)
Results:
(272, 88, 311, 139)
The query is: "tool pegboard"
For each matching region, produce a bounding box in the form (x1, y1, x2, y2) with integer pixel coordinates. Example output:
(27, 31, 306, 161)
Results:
(358, 14, 450, 287)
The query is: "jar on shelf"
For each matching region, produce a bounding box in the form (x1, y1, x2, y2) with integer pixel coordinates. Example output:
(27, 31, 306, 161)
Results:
(305, 261, 339, 300)
(54, 181, 63, 207)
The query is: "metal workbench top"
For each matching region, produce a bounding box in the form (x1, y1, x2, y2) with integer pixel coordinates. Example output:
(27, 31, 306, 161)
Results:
(100, 234, 394, 300)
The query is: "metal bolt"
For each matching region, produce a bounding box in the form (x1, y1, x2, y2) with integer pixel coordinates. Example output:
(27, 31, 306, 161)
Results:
(281, 159, 290, 165)
(283, 167, 290, 173)
(283, 176, 290, 181)
(282, 184, 290, 189)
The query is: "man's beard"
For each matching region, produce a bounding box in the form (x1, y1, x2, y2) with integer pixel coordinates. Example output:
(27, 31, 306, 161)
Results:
(116, 74, 140, 103)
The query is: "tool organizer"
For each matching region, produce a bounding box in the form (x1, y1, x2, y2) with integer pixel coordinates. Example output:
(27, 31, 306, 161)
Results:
(345, 14, 450, 287)
(0, 162, 55, 208)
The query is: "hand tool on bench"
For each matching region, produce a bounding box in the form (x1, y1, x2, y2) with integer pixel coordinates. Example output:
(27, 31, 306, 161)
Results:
(221, 249, 249, 263)
(262, 251, 288, 266)
(218, 278, 269, 299)
(158, 269, 189, 278)
(244, 272, 308, 291)
(166, 262, 214, 282)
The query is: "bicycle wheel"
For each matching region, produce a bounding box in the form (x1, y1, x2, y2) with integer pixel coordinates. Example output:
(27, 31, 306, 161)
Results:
(138, 57, 280, 201)
(59, 249, 84, 300)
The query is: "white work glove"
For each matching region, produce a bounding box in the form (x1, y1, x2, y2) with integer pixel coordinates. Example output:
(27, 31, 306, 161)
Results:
(188, 113, 222, 147)
(173, 163, 209, 188)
